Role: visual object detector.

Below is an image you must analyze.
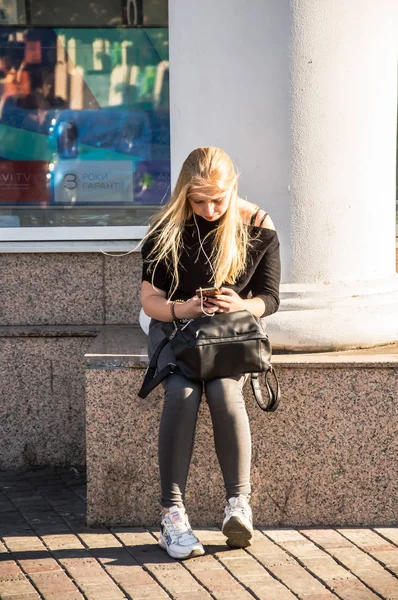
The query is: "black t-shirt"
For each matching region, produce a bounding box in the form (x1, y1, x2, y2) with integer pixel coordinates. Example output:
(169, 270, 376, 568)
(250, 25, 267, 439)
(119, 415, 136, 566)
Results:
(141, 214, 281, 317)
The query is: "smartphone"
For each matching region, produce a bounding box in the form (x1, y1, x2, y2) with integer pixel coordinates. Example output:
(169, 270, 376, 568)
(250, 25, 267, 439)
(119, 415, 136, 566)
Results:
(196, 287, 221, 298)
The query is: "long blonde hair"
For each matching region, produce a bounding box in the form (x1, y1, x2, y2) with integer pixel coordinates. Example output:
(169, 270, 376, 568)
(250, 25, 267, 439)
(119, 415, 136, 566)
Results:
(143, 147, 251, 297)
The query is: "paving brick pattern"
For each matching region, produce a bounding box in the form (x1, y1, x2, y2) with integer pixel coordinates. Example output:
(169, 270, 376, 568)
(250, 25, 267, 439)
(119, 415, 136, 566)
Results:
(0, 468, 398, 600)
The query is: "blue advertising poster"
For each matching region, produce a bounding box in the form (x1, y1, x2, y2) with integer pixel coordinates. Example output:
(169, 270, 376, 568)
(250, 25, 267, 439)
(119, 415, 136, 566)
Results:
(0, 26, 170, 227)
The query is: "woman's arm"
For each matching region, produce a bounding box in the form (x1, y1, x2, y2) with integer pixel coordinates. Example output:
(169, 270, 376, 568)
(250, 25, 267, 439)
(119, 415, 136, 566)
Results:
(249, 230, 281, 316)
(241, 296, 267, 317)
(141, 281, 172, 321)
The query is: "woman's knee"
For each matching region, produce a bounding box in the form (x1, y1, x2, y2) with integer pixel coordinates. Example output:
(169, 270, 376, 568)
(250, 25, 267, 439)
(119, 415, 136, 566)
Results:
(163, 374, 203, 406)
(204, 376, 246, 412)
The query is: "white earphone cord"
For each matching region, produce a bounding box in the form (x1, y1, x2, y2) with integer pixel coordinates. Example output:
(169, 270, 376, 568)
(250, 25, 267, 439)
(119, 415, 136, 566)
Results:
(197, 287, 216, 317)
(193, 213, 218, 317)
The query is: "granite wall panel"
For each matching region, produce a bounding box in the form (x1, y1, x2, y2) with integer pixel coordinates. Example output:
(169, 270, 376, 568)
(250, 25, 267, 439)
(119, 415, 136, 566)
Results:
(0, 336, 92, 469)
(86, 363, 398, 528)
(0, 252, 144, 327)
(0, 254, 105, 325)
(104, 252, 142, 325)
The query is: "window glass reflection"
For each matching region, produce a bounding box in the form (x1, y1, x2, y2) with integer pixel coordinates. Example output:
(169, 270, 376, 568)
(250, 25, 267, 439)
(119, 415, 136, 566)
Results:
(0, 26, 170, 228)
(0, 0, 168, 27)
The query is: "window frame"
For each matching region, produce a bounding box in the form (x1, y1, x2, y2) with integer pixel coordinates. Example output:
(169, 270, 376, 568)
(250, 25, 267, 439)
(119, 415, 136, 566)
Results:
(0, 225, 148, 242)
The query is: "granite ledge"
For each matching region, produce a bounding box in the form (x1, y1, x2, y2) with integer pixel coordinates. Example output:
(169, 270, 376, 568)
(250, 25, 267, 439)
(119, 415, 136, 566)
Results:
(85, 325, 148, 368)
(0, 325, 100, 338)
(85, 325, 398, 370)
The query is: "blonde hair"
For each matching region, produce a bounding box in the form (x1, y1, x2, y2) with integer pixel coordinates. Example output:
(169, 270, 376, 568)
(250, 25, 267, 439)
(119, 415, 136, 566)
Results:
(143, 146, 251, 297)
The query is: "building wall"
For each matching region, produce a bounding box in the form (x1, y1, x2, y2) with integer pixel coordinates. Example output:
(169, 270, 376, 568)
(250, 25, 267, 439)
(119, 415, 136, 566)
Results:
(0, 251, 143, 469)
(0, 252, 142, 326)
(0, 333, 93, 469)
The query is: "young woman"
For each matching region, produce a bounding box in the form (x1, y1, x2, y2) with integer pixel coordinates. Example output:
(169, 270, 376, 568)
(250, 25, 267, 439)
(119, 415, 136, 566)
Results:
(141, 147, 281, 560)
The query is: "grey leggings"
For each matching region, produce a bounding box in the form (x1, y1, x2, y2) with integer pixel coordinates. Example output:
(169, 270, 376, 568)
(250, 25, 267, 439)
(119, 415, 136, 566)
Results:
(148, 319, 252, 508)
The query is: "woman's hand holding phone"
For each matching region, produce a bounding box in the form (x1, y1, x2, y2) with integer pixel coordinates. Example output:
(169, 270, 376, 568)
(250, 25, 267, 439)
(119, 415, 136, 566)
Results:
(171, 294, 219, 320)
(195, 287, 221, 298)
(171, 288, 246, 320)
(202, 287, 246, 314)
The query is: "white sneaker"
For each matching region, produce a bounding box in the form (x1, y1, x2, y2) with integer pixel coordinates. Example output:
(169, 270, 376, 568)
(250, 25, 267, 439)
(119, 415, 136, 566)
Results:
(222, 496, 254, 548)
(159, 505, 205, 560)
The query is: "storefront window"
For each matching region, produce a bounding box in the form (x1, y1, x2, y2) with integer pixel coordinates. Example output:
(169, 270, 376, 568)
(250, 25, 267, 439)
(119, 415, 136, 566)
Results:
(0, 0, 168, 27)
(0, 0, 169, 240)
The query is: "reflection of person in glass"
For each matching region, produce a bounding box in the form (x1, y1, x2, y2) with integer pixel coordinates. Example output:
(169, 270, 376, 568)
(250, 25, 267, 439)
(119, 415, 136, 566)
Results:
(0, 55, 67, 129)
(17, 89, 50, 130)
(0, 55, 12, 81)
(141, 147, 281, 559)
(16, 66, 66, 131)
(0, 54, 18, 107)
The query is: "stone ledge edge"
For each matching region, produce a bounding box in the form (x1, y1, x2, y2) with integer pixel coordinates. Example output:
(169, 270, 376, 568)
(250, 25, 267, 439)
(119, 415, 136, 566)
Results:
(0, 326, 100, 338)
(84, 354, 398, 370)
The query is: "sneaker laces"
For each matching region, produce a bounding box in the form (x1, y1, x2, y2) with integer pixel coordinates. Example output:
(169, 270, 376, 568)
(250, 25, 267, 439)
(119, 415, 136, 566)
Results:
(226, 496, 252, 519)
(162, 507, 196, 544)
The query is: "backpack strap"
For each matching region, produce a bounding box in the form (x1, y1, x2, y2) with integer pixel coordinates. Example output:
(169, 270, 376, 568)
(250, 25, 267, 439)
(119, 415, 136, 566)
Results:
(250, 366, 280, 412)
(138, 337, 178, 399)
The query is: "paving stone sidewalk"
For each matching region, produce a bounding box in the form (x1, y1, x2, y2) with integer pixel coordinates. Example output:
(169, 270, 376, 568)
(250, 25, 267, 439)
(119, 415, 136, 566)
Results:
(0, 467, 398, 600)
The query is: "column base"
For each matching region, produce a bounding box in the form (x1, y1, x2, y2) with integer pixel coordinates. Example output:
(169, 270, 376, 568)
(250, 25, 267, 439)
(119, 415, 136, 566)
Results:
(268, 275, 398, 351)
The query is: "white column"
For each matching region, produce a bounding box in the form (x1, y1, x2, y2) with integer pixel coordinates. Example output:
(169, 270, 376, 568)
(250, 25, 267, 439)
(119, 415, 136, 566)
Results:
(168, 0, 398, 350)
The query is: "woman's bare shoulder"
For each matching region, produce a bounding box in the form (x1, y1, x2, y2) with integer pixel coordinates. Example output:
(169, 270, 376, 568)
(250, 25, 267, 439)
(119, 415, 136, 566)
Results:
(256, 212, 276, 230)
(237, 198, 258, 222)
(237, 198, 276, 230)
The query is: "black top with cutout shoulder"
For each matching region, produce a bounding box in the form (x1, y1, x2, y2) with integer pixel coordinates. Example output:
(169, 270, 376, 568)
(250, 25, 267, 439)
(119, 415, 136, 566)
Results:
(141, 214, 281, 317)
